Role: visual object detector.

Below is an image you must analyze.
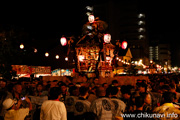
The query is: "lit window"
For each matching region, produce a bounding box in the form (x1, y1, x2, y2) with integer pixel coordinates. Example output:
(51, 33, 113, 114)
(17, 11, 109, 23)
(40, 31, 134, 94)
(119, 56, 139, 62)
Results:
(138, 14, 145, 18)
(138, 21, 145, 25)
(86, 12, 91, 16)
(139, 35, 144, 39)
(138, 28, 145, 32)
(86, 6, 93, 11)
(87, 25, 92, 30)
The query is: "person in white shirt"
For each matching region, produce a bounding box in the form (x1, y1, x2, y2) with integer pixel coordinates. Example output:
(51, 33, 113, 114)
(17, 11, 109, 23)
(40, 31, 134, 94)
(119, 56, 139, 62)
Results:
(90, 87, 115, 120)
(3, 96, 32, 120)
(40, 87, 67, 120)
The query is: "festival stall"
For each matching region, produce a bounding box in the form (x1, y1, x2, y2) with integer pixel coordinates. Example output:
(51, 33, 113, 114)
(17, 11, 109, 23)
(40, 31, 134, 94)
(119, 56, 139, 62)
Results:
(12, 65, 51, 78)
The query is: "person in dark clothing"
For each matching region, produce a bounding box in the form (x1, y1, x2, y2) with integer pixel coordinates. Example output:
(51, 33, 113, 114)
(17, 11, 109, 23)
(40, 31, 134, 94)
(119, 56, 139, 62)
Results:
(141, 92, 153, 113)
(65, 85, 79, 120)
(120, 85, 132, 113)
(125, 96, 152, 120)
(59, 83, 68, 102)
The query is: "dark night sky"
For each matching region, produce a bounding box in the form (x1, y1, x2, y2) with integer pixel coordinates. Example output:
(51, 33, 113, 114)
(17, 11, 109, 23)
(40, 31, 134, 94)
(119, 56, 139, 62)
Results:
(1, 0, 180, 66)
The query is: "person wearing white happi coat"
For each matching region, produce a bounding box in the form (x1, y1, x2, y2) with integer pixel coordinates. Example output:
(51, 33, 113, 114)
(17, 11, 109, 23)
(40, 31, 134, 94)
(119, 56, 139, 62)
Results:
(90, 87, 115, 120)
(40, 87, 67, 120)
(109, 86, 126, 116)
(74, 86, 91, 116)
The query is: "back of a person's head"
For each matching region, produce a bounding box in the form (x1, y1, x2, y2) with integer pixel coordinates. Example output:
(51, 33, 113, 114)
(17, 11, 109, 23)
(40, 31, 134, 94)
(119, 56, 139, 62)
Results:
(138, 82, 147, 88)
(7, 83, 14, 92)
(105, 85, 112, 97)
(13, 82, 21, 88)
(79, 86, 89, 96)
(110, 86, 118, 96)
(0, 79, 7, 85)
(169, 83, 176, 89)
(159, 78, 166, 83)
(112, 80, 118, 84)
(69, 85, 78, 96)
(52, 80, 58, 83)
(36, 83, 43, 88)
(49, 87, 61, 100)
(96, 86, 106, 97)
(121, 85, 131, 95)
(160, 84, 170, 91)
(59, 82, 67, 87)
(135, 96, 144, 108)
(140, 92, 149, 99)
(102, 83, 108, 87)
(162, 92, 174, 103)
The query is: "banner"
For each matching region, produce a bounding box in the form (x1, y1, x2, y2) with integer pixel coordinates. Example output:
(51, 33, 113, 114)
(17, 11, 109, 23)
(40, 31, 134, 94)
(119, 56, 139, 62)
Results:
(12, 65, 51, 77)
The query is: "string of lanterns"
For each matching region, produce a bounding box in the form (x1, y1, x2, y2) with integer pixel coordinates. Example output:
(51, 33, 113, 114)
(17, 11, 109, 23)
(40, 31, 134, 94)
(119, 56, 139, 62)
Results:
(116, 57, 147, 68)
(19, 43, 61, 60)
(18, 15, 128, 61)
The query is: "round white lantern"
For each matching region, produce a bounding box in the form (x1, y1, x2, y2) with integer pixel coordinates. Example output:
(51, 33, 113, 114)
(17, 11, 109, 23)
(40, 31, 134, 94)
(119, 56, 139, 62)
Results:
(60, 37, 67, 46)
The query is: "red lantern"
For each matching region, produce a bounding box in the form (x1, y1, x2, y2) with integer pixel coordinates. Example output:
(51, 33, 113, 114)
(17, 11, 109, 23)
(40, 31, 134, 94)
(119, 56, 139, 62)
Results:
(60, 37, 67, 46)
(122, 41, 128, 49)
(104, 34, 111, 43)
(88, 15, 95, 23)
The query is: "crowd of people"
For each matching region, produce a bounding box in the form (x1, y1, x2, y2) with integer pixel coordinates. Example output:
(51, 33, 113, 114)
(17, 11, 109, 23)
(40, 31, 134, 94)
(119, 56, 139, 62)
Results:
(0, 74, 180, 120)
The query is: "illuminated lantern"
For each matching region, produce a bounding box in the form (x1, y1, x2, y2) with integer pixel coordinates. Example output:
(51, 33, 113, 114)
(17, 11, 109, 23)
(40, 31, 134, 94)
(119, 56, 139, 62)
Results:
(106, 57, 111, 61)
(122, 41, 128, 49)
(60, 37, 67, 46)
(65, 57, 68, 61)
(88, 15, 95, 23)
(45, 52, 49, 57)
(20, 43, 24, 49)
(78, 55, 85, 62)
(56, 55, 59, 59)
(104, 34, 111, 43)
(34, 48, 37, 53)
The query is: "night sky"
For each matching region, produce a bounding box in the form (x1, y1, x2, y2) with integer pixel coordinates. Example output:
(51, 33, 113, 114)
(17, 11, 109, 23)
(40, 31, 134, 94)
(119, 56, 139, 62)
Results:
(1, 0, 180, 66)
(144, 1, 180, 66)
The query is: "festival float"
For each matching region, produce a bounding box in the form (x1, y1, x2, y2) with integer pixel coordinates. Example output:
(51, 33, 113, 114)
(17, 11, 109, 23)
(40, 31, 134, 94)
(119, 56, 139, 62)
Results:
(60, 15, 128, 78)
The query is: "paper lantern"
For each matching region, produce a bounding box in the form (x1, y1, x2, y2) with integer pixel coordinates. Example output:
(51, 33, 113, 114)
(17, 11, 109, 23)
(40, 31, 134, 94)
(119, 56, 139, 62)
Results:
(20, 44, 24, 49)
(78, 55, 85, 62)
(88, 15, 95, 23)
(60, 37, 67, 46)
(122, 41, 128, 49)
(45, 52, 49, 57)
(65, 57, 68, 61)
(56, 55, 59, 59)
(104, 34, 111, 43)
(34, 48, 37, 53)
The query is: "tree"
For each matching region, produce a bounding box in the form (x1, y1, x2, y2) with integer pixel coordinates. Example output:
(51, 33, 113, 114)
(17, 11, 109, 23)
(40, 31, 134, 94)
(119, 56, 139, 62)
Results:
(0, 24, 28, 80)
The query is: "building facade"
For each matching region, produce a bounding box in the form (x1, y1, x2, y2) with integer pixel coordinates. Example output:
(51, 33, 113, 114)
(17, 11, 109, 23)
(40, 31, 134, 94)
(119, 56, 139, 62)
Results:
(93, 0, 149, 65)
(149, 41, 171, 72)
